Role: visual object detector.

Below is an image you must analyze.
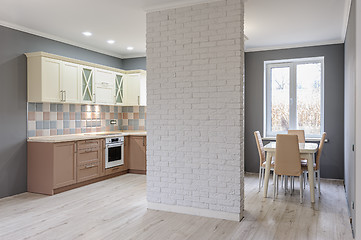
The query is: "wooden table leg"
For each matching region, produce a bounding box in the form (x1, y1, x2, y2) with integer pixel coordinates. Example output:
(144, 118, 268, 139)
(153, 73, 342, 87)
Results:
(307, 153, 315, 203)
(263, 152, 272, 198)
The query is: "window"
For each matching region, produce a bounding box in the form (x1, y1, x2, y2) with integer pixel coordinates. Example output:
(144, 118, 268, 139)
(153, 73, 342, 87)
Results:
(264, 57, 324, 138)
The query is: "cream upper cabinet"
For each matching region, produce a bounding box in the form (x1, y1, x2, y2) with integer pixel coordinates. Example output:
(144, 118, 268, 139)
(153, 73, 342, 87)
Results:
(42, 58, 62, 103)
(80, 66, 95, 103)
(26, 52, 146, 106)
(124, 73, 147, 106)
(139, 72, 147, 106)
(124, 74, 140, 106)
(27, 55, 79, 103)
(114, 74, 125, 105)
(62, 62, 80, 103)
(94, 69, 115, 105)
(27, 56, 61, 103)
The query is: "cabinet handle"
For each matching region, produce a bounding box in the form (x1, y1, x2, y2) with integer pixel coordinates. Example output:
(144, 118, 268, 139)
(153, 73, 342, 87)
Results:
(60, 90, 64, 101)
(85, 164, 96, 169)
(93, 93, 96, 103)
(138, 96, 140, 105)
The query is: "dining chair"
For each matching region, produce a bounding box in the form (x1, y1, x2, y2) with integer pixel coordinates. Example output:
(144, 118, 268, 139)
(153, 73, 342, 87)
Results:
(288, 129, 305, 143)
(254, 131, 275, 192)
(286, 129, 306, 188)
(274, 134, 303, 203)
(301, 132, 327, 197)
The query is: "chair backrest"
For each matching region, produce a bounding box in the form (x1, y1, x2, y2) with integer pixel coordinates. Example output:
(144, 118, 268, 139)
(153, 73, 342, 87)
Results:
(275, 134, 302, 176)
(315, 132, 327, 170)
(288, 129, 305, 143)
(254, 131, 265, 166)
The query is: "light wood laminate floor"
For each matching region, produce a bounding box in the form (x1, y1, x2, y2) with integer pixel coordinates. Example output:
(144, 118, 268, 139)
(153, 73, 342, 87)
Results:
(0, 173, 353, 240)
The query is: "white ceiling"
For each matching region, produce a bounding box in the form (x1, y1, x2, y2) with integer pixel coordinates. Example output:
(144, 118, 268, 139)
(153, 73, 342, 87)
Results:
(0, 0, 351, 58)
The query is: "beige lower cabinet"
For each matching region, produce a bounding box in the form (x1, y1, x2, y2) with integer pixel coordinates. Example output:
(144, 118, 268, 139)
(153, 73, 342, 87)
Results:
(76, 140, 102, 183)
(127, 136, 147, 174)
(53, 142, 77, 188)
(28, 139, 103, 195)
(28, 135, 146, 195)
(28, 141, 77, 195)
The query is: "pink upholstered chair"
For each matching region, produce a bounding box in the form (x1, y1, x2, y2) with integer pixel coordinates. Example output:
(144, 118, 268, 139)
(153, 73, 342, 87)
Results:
(254, 131, 274, 192)
(274, 134, 304, 203)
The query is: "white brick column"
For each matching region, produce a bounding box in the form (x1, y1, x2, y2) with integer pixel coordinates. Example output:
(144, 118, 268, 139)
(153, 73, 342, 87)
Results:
(146, 0, 244, 221)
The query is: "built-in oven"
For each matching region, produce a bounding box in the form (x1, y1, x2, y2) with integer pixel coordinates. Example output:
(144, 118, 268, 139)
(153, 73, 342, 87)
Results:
(105, 136, 124, 169)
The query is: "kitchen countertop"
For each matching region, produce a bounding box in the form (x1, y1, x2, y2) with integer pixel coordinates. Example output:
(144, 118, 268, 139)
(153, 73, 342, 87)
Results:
(27, 131, 147, 143)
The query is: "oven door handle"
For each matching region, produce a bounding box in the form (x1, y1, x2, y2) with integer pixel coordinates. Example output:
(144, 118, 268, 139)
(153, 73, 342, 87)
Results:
(106, 143, 123, 148)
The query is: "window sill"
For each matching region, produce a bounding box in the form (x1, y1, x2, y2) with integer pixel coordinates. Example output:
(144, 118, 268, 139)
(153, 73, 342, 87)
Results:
(262, 137, 328, 143)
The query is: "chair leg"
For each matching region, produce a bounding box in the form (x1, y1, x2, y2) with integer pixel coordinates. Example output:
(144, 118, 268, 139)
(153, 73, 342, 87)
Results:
(314, 171, 317, 189)
(300, 174, 303, 203)
(273, 174, 277, 201)
(273, 171, 276, 186)
(258, 166, 262, 192)
(303, 172, 305, 189)
(261, 168, 265, 187)
(281, 175, 284, 189)
(318, 170, 321, 197)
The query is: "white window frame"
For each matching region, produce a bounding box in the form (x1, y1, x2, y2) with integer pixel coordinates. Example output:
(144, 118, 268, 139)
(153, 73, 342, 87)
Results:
(263, 57, 325, 138)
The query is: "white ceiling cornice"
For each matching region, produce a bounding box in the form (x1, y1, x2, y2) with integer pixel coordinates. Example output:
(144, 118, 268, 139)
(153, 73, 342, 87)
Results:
(341, 0, 352, 41)
(0, 19, 125, 59)
(245, 39, 344, 53)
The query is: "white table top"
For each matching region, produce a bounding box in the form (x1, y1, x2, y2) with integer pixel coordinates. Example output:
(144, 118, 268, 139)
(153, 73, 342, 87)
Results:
(264, 142, 318, 153)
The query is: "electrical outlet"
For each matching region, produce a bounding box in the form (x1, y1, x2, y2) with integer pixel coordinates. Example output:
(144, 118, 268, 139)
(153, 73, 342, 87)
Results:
(352, 201, 355, 210)
(110, 119, 118, 126)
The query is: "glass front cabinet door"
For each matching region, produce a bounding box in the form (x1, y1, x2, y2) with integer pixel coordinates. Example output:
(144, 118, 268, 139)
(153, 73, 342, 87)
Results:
(81, 66, 94, 103)
(115, 74, 125, 105)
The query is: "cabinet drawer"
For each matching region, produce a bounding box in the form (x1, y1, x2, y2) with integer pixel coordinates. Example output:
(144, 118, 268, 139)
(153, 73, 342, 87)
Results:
(78, 147, 100, 154)
(77, 140, 100, 150)
(77, 149, 101, 164)
(77, 160, 100, 182)
(105, 165, 127, 175)
(78, 159, 99, 169)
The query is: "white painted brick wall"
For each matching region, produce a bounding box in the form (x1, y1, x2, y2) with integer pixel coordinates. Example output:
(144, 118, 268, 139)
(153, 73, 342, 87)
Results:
(146, 0, 244, 217)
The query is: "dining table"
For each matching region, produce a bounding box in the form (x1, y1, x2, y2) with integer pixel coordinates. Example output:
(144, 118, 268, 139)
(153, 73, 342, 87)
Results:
(263, 142, 319, 203)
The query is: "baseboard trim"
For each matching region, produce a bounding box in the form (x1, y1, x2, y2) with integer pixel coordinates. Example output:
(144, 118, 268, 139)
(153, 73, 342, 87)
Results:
(53, 170, 127, 194)
(128, 169, 146, 175)
(147, 202, 243, 222)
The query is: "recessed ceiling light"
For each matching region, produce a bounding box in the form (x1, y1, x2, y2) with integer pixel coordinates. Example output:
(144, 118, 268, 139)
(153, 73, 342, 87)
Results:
(107, 40, 115, 44)
(82, 32, 92, 37)
(127, 46, 134, 51)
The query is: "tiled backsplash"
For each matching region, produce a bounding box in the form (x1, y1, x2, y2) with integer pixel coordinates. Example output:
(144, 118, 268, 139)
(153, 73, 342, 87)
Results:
(27, 103, 146, 137)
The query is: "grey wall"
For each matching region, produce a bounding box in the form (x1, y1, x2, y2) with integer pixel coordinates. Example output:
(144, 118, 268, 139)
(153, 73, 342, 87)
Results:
(0, 25, 123, 198)
(344, 0, 356, 231)
(245, 44, 345, 179)
(122, 57, 146, 70)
